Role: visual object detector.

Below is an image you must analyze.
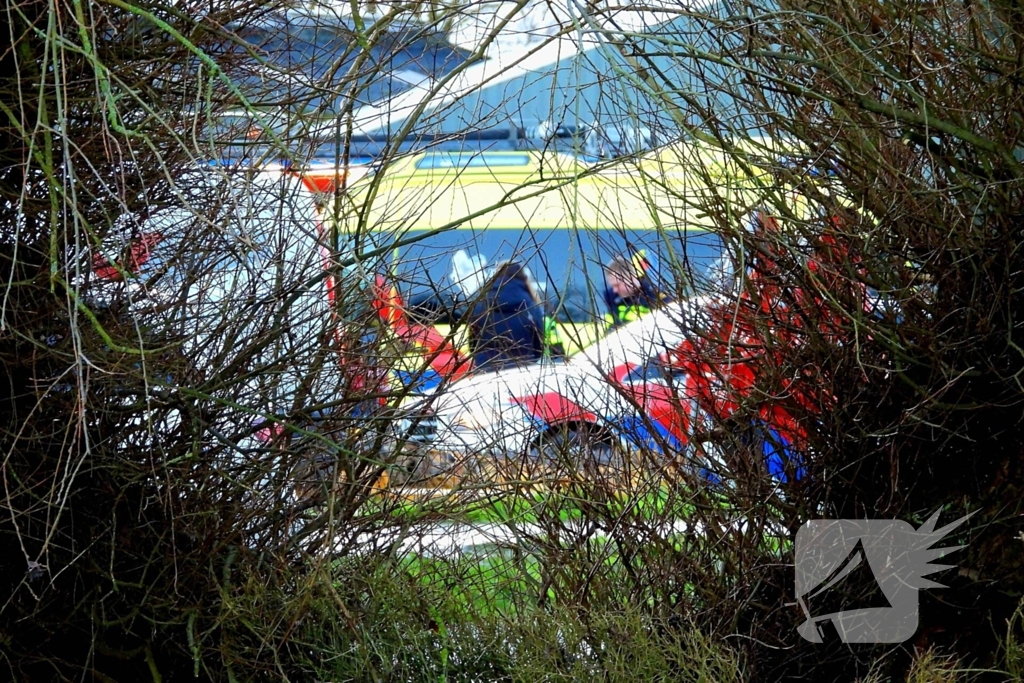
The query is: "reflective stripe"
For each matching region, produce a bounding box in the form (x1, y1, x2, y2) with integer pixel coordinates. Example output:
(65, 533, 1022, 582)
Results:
(604, 304, 651, 328)
(618, 304, 650, 324)
(543, 316, 560, 343)
(619, 304, 649, 322)
(543, 316, 564, 356)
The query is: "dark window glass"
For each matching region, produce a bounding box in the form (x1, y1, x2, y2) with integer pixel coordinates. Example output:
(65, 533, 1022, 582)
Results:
(379, 227, 725, 322)
(224, 23, 471, 116)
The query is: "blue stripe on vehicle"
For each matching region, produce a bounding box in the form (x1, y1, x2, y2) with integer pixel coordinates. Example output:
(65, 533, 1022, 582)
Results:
(763, 425, 806, 482)
(396, 369, 443, 394)
(615, 415, 682, 455)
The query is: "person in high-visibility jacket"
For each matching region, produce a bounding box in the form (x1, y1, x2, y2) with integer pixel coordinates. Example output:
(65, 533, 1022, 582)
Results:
(543, 311, 566, 358)
(602, 249, 667, 328)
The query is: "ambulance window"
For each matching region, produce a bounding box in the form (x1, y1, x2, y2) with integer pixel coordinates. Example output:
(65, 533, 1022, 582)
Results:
(384, 227, 725, 323)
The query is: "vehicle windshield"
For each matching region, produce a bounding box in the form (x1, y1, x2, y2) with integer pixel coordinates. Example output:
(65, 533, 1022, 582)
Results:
(380, 227, 725, 322)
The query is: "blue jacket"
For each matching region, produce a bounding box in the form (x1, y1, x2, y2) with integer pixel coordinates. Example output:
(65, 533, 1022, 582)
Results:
(470, 276, 545, 371)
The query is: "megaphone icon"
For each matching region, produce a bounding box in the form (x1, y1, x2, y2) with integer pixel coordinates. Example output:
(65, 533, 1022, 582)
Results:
(798, 538, 892, 642)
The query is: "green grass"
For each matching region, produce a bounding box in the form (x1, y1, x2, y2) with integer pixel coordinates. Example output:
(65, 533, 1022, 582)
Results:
(371, 482, 701, 526)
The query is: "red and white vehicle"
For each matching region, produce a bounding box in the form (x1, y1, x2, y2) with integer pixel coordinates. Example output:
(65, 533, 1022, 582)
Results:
(394, 215, 875, 482)
(393, 298, 713, 463)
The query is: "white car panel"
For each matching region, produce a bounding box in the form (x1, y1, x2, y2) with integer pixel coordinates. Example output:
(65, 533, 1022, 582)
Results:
(397, 296, 715, 457)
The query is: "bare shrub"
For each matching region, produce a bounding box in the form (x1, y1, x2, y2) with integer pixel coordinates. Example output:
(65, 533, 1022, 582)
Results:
(4, 0, 1024, 681)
